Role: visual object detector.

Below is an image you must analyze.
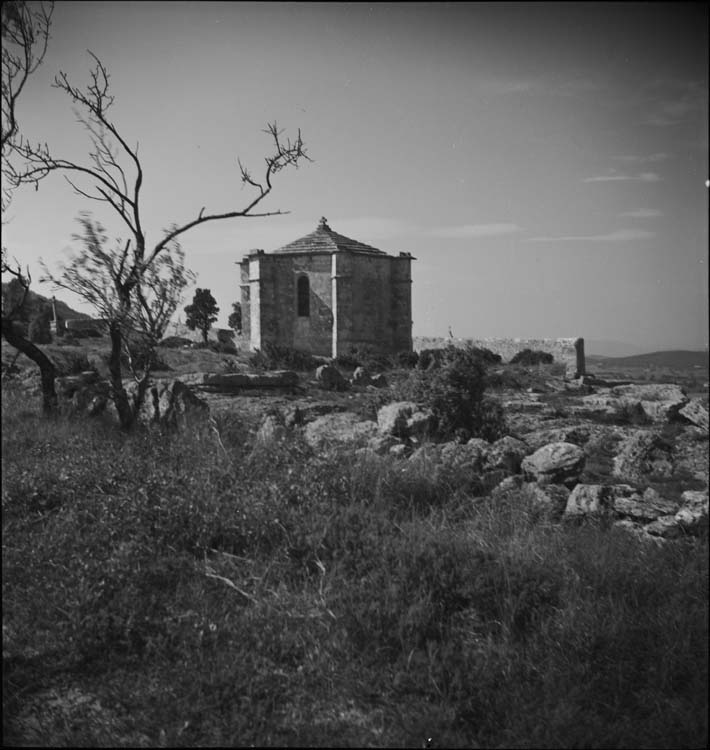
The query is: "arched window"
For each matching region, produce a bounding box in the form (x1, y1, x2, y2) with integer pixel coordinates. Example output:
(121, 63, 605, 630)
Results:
(297, 275, 310, 317)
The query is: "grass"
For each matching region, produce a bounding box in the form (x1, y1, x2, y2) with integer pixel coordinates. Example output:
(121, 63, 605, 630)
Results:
(2, 382, 708, 748)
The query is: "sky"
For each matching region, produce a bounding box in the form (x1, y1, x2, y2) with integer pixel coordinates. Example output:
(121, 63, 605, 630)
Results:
(2, 1, 708, 354)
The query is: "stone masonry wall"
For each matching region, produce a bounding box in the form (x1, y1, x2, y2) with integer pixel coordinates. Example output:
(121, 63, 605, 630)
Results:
(414, 336, 586, 378)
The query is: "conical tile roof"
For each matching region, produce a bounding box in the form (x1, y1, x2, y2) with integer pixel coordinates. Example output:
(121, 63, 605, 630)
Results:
(272, 217, 387, 255)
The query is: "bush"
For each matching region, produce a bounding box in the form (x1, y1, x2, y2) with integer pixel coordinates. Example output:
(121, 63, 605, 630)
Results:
(249, 343, 319, 371)
(395, 350, 419, 369)
(159, 336, 193, 349)
(470, 346, 502, 365)
(334, 345, 394, 373)
(510, 349, 554, 366)
(395, 345, 506, 439)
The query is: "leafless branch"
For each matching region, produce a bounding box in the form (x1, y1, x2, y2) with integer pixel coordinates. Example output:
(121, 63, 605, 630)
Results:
(1, 1, 54, 211)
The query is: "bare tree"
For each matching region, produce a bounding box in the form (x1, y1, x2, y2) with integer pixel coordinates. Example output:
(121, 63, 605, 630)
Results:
(1, 0, 54, 210)
(1, 247, 57, 412)
(11, 51, 310, 429)
(41, 213, 195, 428)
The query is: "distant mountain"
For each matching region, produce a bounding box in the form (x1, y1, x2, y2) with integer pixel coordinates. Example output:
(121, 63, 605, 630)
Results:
(1, 283, 92, 322)
(591, 350, 709, 369)
(584, 339, 649, 357)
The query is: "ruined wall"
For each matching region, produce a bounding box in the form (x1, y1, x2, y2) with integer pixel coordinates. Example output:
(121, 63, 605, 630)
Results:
(414, 336, 586, 378)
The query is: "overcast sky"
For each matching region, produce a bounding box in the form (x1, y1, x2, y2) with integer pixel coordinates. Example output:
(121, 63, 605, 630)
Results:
(3, 2, 708, 352)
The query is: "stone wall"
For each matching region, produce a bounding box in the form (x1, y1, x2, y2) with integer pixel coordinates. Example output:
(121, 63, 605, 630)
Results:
(414, 336, 586, 378)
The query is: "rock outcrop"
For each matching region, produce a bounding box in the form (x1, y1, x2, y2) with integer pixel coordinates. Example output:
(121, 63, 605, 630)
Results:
(613, 430, 673, 483)
(183, 370, 299, 392)
(521, 442, 585, 486)
(581, 383, 688, 423)
(315, 365, 348, 392)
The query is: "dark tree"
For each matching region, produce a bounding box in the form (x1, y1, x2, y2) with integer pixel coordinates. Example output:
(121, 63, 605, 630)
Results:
(11, 50, 309, 429)
(41, 213, 194, 427)
(228, 300, 241, 334)
(1, 249, 57, 413)
(185, 288, 219, 343)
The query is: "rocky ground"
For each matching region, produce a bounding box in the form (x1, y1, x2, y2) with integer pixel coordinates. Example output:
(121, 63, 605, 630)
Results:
(10, 341, 705, 544)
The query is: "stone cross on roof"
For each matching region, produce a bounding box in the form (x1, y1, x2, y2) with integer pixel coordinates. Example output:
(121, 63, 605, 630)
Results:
(318, 216, 329, 229)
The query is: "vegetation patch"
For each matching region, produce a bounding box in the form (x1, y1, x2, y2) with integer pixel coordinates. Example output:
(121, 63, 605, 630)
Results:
(2, 381, 707, 747)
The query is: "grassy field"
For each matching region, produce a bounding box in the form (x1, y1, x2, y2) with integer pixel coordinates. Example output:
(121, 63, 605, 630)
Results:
(2, 362, 708, 747)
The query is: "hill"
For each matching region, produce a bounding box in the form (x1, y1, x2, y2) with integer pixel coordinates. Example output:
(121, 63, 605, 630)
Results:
(1, 283, 92, 322)
(591, 350, 709, 369)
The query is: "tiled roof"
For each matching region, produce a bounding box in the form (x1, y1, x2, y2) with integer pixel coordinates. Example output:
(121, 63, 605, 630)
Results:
(271, 217, 387, 255)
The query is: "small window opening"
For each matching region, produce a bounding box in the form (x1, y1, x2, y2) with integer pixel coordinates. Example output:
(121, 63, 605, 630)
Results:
(297, 275, 310, 317)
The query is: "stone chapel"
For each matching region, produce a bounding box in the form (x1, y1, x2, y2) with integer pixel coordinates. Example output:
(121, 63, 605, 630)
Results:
(239, 217, 414, 358)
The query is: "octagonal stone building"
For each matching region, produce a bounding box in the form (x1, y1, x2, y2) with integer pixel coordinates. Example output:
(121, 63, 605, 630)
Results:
(239, 217, 414, 358)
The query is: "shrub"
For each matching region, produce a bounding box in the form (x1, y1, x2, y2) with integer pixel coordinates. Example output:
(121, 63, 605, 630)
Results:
(159, 336, 193, 348)
(510, 348, 554, 366)
(395, 350, 419, 369)
(395, 345, 506, 439)
(334, 345, 394, 372)
(417, 348, 446, 370)
(249, 343, 319, 371)
(470, 346, 502, 365)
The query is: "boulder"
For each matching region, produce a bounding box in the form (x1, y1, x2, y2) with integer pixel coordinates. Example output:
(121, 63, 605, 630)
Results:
(255, 415, 287, 445)
(405, 409, 438, 439)
(678, 399, 709, 433)
(674, 490, 709, 534)
(55, 371, 100, 399)
(377, 401, 418, 437)
(521, 482, 570, 520)
(55, 371, 110, 416)
(303, 412, 378, 449)
(440, 439, 489, 472)
(365, 434, 402, 455)
(644, 516, 685, 540)
(564, 483, 678, 522)
(408, 443, 444, 465)
(315, 364, 348, 392)
(389, 443, 408, 458)
(351, 366, 371, 386)
(370, 373, 388, 388)
(612, 486, 678, 522)
(283, 401, 349, 427)
(613, 430, 673, 483)
(581, 383, 687, 423)
(134, 379, 209, 427)
(672, 427, 710, 485)
(564, 484, 616, 517)
(484, 436, 530, 474)
(183, 370, 299, 391)
(491, 474, 525, 496)
(521, 442, 585, 486)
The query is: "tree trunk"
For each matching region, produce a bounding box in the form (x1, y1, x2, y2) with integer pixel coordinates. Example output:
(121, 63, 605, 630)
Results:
(1, 316, 58, 414)
(201, 326, 208, 344)
(108, 321, 135, 430)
